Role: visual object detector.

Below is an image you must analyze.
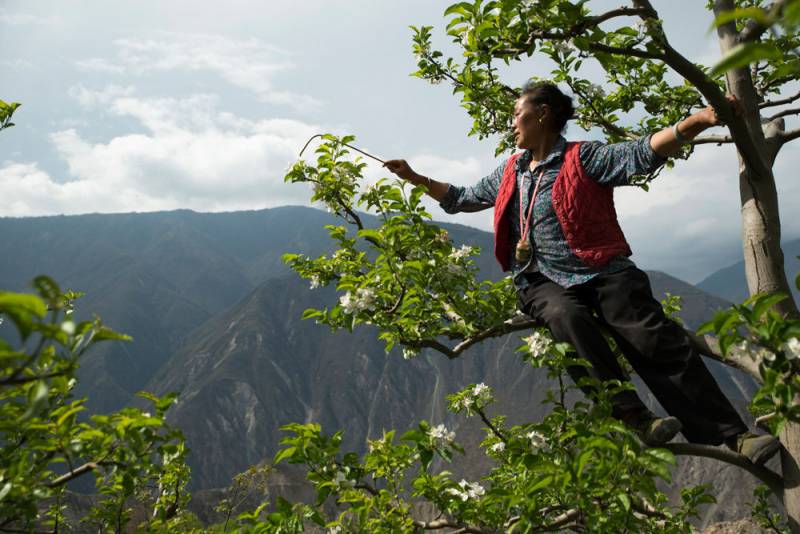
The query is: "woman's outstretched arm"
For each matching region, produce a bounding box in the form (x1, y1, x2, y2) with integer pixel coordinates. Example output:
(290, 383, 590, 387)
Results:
(383, 159, 450, 202)
(650, 95, 740, 158)
(383, 159, 502, 214)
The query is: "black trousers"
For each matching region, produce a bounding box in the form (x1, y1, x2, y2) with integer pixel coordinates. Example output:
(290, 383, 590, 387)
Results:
(516, 267, 746, 445)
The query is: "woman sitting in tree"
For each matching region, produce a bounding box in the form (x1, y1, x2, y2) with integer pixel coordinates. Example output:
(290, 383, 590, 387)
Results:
(385, 80, 779, 464)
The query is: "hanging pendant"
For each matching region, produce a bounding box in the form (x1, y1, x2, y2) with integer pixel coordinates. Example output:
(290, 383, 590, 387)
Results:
(515, 240, 531, 262)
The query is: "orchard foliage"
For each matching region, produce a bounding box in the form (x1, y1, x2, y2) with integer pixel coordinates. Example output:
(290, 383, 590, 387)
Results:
(0, 277, 195, 532)
(0, 100, 20, 132)
(411, 0, 702, 155)
(699, 290, 800, 436)
(283, 135, 517, 359)
(264, 377, 712, 533)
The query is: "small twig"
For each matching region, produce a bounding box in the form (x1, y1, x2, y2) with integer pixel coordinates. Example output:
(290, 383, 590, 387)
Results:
(476, 407, 507, 442)
(766, 106, 800, 121)
(760, 89, 800, 109)
(298, 134, 385, 164)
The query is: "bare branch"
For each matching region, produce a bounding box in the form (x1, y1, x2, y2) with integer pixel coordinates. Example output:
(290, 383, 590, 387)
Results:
(586, 42, 662, 60)
(578, 7, 649, 31)
(48, 462, 98, 487)
(768, 106, 800, 121)
(451, 316, 538, 356)
(760, 89, 800, 108)
(691, 134, 734, 145)
(780, 127, 800, 143)
(687, 332, 762, 384)
(662, 442, 783, 497)
(541, 508, 582, 531)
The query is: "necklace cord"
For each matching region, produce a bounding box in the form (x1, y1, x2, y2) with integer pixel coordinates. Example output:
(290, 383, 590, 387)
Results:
(519, 170, 545, 243)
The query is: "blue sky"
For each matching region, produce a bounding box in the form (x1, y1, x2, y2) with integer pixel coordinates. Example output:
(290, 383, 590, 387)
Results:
(1, 1, 798, 283)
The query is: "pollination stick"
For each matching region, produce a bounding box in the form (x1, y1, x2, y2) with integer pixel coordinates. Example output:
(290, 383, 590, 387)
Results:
(298, 134, 386, 165)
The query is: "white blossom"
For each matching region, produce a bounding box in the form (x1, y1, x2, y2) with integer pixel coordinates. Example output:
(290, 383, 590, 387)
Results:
(446, 479, 485, 501)
(761, 349, 777, 363)
(332, 470, 353, 489)
(453, 396, 474, 411)
(586, 83, 606, 99)
(444, 303, 467, 328)
(429, 424, 455, 446)
(339, 288, 377, 314)
(490, 442, 505, 453)
(635, 20, 648, 39)
(449, 244, 474, 261)
(526, 430, 547, 451)
(402, 347, 419, 360)
(60, 320, 76, 335)
(552, 40, 575, 55)
(730, 340, 776, 363)
(461, 29, 472, 48)
(782, 337, 800, 360)
(472, 383, 492, 403)
(309, 275, 321, 290)
(523, 331, 553, 356)
(328, 527, 342, 534)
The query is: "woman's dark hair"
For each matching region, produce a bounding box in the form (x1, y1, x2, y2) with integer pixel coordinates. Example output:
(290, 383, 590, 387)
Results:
(520, 81, 574, 133)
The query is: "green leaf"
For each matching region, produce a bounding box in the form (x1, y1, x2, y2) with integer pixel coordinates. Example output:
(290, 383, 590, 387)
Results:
(710, 42, 783, 76)
(0, 292, 48, 318)
(711, 7, 771, 30)
(751, 293, 787, 321)
(529, 475, 554, 493)
(274, 447, 297, 464)
(616, 492, 631, 512)
(91, 326, 132, 343)
(32, 276, 61, 303)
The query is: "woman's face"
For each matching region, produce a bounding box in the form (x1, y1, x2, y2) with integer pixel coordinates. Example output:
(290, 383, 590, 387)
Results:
(512, 96, 547, 150)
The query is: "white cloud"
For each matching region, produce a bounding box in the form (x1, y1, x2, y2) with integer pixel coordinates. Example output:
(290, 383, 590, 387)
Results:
(0, 93, 322, 217)
(76, 33, 320, 111)
(0, 59, 37, 71)
(0, 13, 59, 26)
(68, 84, 136, 109)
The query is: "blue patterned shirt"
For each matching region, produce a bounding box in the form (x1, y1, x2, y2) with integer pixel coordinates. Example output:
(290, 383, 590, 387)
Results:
(440, 136, 665, 288)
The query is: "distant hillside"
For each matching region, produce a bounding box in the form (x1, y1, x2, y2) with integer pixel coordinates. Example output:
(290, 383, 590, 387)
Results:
(0, 207, 500, 412)
(697, 238, 800, 305)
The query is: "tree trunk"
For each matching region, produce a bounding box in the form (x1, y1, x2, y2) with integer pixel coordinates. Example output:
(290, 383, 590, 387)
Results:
(714, 1, 800, 529)
(782, 420, 800, 533)
(714, 0, 799, 318)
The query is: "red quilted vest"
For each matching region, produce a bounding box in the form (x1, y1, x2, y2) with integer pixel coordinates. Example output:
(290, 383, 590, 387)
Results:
(493, 142, 631, 272)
